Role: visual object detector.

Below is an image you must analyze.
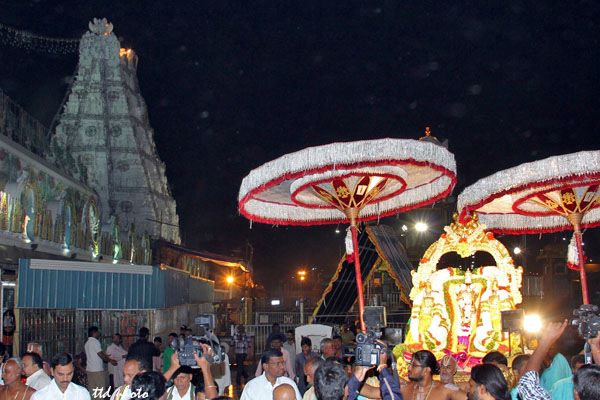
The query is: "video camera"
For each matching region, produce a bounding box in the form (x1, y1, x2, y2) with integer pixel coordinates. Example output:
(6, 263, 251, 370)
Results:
(177, 328, 224, 367)
(354, 306, 387, 367)
(572, 304, 600, 339)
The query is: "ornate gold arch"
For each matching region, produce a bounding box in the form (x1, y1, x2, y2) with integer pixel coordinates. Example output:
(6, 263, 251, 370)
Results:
(410, 213, 523, 306)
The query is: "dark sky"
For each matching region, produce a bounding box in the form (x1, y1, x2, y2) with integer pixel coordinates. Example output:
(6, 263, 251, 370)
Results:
(1, 1, 600, 289)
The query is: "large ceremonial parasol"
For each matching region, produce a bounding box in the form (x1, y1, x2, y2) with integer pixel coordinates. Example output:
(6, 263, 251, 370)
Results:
(238, 137, 457, 331)
(458, 150, 600, 304)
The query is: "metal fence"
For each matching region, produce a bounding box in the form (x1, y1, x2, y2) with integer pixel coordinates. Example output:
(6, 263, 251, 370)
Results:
(19, 309, 150, 359)
(243, 324, 297, 357)
(253, 311, 304, 325)
(245, 312, 410, 357)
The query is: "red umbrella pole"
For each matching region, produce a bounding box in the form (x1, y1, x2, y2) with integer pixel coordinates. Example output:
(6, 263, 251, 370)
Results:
(569, 213, 590, 305)
(574, 231, 590, 305)
(346, 208, 367, 333)
(351, 223, 367, 333)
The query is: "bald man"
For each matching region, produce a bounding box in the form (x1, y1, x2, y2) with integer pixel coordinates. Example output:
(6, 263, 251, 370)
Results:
(0, 358, 35, 400)
(440, 355, 459, 391)
(273, 383, 297, 400)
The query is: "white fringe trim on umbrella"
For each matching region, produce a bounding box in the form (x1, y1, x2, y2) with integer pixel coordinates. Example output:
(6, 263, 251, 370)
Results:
(457, 150, 600, 231)
(238, 138, 457, 225)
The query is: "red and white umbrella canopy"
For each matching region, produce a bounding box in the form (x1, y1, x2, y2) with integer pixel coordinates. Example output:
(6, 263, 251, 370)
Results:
(457, 150, 600, 233)
(238, 138, 457, 226)
(457, 150, 600, 304)
(239, 137, 457, 331)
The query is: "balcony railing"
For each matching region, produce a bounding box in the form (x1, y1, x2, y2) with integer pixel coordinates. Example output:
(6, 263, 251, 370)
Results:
(0, 89, 50, 157)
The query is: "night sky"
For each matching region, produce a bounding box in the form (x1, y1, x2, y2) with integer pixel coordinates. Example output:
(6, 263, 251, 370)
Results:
(1, 1, 599, 290)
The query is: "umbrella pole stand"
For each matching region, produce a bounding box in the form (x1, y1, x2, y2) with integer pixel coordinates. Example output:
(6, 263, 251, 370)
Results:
(568, 213, 590, 305)
(346, 208, 367, 333)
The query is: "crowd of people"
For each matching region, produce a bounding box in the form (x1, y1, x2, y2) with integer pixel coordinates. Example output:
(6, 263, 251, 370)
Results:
(0, 325, 233, 400)
(235, 322, 600, 400)
(1, 321, 599, 399)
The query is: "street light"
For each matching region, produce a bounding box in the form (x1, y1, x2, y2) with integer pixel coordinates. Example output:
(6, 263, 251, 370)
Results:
(297, 270, 307, 323)
(513, 247, 522, 255)
(226, 275, 234, 299)
(415, 222, 428, 232)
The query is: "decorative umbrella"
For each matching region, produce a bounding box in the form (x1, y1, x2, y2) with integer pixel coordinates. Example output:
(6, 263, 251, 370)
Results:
(457, 150, 600, 304)
(238, 137, 457, 330)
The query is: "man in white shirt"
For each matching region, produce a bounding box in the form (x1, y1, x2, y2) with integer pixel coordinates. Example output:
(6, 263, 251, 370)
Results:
(255, 338, 295, 379)
(320, 338, 336, 360)
(85, 326, 116, 398)
(283, 330, 297, 371)
(242, 349, 301, 400)
(22, 352, 51, 391)
(106, 334, 128, 389)
(164, 365, 195, 400)
(110, 354, 151, 400)
(31, 352, 90, 400)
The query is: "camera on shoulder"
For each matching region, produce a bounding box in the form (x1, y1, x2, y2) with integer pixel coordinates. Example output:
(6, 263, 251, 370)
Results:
(177, 327, 224, 367)
(572, 304, 600, 339)
(354, 306, 387, 367)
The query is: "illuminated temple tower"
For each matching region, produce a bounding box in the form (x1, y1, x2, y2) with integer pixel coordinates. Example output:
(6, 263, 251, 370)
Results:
(50, 18, 180, 244)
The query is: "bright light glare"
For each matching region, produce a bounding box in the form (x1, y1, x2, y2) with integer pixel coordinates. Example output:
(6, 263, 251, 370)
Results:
(415, 222, 428, 232)
(513, 247, 522, 255)
(271, 299, 281, 306)
(524, 314, 542, 333)
(226, 275, 234, 284)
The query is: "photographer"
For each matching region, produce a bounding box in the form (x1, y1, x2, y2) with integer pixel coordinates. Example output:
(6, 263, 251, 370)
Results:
(163, 343, 218, 399)
(569, 332, 600, 400)
(589, 331, 600, 364)
(347, 348, 402, 400)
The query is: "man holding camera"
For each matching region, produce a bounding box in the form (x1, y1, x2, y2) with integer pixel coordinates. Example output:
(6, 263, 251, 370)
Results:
(346, 351, 403, 400)
(163, 343, 218, 400)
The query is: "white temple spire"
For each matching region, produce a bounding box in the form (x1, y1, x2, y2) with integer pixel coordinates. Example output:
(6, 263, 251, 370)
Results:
(50, 18, 181, 244)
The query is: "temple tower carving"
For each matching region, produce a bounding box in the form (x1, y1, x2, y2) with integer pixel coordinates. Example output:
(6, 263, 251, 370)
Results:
(50, 18, 180, 244)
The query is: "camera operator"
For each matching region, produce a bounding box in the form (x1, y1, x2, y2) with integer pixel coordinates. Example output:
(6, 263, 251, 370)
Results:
(589, 331, 600, 364)
(569, 332, 600, 400)
(347, 346, 402, 400)
(163, 343, 218, 399)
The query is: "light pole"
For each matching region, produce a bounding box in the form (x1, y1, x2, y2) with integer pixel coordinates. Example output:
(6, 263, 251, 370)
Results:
(226, 275, 234, 300)
(297, 270, 306, 324)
